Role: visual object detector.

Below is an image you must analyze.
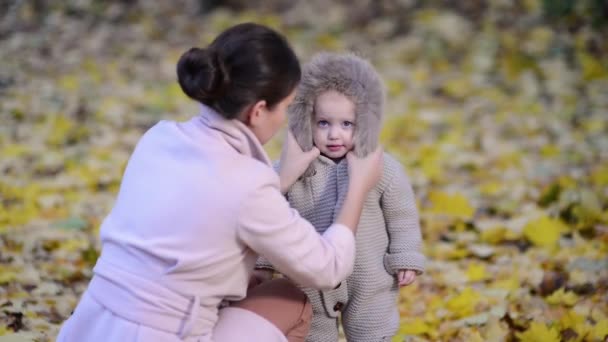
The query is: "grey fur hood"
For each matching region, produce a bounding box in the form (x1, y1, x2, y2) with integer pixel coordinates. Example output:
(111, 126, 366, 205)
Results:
(288, 52, 385, 159)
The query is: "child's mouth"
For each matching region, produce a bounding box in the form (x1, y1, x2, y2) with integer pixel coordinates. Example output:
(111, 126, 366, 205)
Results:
(327, 145, 343, 152)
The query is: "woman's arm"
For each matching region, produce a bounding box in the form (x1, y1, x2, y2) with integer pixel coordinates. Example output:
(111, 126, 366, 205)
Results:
(237, 177, 356, 289)
(239, 148, 383, 289)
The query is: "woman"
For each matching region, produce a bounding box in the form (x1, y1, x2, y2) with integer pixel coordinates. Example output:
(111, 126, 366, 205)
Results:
(56, 23, 383, 342)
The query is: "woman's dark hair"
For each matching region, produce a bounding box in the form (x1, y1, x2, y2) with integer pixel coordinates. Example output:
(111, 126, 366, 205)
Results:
(177, 23, 301, 119)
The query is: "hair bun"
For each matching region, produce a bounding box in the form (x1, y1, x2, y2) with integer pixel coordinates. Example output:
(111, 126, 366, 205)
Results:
(177, 47, 230, 103)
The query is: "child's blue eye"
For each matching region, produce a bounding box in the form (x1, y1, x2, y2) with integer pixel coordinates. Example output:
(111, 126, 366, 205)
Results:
(343, 121, 354, 128)
(317, 120, 329, 127)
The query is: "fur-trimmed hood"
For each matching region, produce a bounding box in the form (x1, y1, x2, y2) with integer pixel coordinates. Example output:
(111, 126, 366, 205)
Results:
(288, 52, 385, 159)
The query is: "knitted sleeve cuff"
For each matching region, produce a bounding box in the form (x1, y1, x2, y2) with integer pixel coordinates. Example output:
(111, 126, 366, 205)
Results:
(255, 257, 275, 271)
(383, 252, 426, 275)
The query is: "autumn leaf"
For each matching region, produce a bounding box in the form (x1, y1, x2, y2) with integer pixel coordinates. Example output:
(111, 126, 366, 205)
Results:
(516, 322, 561, 342)
(545, 288, 579, 307)
(396, 318, 431, 336)
(588, 319, 608, 341)
(466, 263, 488, 282)
(446, 287, 481, 318)
(1, 2, 607, 341)
(427, 191, 475, 219)
(523, 215, 569, 249)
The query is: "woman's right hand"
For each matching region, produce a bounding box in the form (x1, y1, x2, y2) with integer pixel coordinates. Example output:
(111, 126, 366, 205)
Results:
(346, 146, 384, 195)
(278, 130, 320, 193)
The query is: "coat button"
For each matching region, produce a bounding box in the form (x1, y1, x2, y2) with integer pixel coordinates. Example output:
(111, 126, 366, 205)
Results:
(333, 302, 344, 312)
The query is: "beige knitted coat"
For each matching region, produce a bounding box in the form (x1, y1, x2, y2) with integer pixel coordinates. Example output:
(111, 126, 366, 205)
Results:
(257, 53, 425, 342)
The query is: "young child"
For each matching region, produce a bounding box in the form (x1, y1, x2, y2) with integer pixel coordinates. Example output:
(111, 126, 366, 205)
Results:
(256, 52, 426, 341)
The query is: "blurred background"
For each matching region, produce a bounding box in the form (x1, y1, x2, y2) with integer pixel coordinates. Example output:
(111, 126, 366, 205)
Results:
(1, 1, 607, 341)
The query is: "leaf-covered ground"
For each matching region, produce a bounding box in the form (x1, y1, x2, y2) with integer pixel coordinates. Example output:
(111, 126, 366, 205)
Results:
(1, 1, 607, 341)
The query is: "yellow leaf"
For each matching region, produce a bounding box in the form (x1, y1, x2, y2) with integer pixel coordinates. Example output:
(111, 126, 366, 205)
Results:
(558, 175, 577, 189)
(1, 143, 29, 157)
(441, 76, 472, 99)
(397, 318, 431, 335)
(428, 191, 475, 219)
(431, 243, 469, 260)
(59, 239, 88, 252)
(589, 319, 608, 341)
(523, 0, 542, 12)
(466, 263, 488, 282)
(0, 266, 18, 284)
(590, 165, 608, 187)
(523, 215, 568, 249)
(559, 310, 588, 337)
(58, 74, 79, 91)
(420, 157, 442, 181)
(386, 79, 406, 97)
(578, 52, 608, 81)
(540, 144, 560, 158)
(479, 181, 502, 196)
(480, 226, 508, 244)
(46, 115, 75, 146)
(492, 275, 520, 292)
(546, 288, 579, 307)
(412, 66, 430, 84)
(516, 322, 561, 342)
(316, 33, 341, 50)
(446, 287, 481, 318)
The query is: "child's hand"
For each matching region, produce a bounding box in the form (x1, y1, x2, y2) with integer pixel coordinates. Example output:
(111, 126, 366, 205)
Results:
(278, 130, 320, 193)
(249, 269, 274, 289)
(398, 269, 417, 287)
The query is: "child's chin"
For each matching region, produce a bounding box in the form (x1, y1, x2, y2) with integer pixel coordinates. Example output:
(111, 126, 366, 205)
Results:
(324, 151, 347, 159)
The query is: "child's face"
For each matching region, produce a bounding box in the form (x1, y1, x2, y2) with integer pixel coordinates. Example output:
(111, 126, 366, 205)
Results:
(312, 91, 356, 159)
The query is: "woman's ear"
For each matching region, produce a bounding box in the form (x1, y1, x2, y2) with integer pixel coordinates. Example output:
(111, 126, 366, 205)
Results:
(242, 100, 267, 126)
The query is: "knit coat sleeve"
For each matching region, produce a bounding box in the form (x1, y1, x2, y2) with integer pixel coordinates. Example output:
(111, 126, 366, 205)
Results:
(381, 159, 426, 275)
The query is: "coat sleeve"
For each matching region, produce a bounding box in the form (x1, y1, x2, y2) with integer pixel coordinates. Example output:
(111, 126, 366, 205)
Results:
(254, 160, 283, 271)
(381, 162, 426, 275)
(238, 174, 355, 290)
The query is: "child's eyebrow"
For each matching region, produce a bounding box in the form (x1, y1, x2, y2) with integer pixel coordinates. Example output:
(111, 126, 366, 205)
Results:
(315, 114, 356, 122)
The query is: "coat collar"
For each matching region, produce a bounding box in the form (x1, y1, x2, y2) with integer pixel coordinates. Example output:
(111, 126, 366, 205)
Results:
(197, 104, 272, 167)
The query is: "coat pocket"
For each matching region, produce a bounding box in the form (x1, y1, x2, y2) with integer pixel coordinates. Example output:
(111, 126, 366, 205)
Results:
(320, 281, 349, 318)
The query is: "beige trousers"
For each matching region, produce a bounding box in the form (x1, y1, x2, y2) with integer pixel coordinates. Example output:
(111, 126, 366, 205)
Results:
(232, 278, 313, 342)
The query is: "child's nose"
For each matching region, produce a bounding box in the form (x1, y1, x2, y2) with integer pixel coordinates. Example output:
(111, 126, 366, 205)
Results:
(328, 127, 339, 139)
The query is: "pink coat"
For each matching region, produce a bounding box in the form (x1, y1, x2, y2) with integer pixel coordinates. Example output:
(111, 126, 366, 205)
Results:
(56, 105, 356, 341)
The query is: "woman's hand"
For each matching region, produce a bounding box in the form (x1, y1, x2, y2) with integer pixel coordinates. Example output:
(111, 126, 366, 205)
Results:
(335, 147, 383, 232)
(278, 130, 320, 193)
(346, 146, 384, 196)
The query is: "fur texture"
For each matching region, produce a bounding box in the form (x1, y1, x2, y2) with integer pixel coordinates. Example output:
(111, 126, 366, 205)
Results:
(288, 52, 385, 161)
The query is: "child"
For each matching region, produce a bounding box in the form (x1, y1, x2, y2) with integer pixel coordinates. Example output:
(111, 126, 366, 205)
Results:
(256, 52, 426, 341)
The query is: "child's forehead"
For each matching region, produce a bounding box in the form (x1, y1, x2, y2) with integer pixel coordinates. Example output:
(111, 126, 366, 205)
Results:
(315, 89, 352, 102)
(314, 90, 356, 114)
